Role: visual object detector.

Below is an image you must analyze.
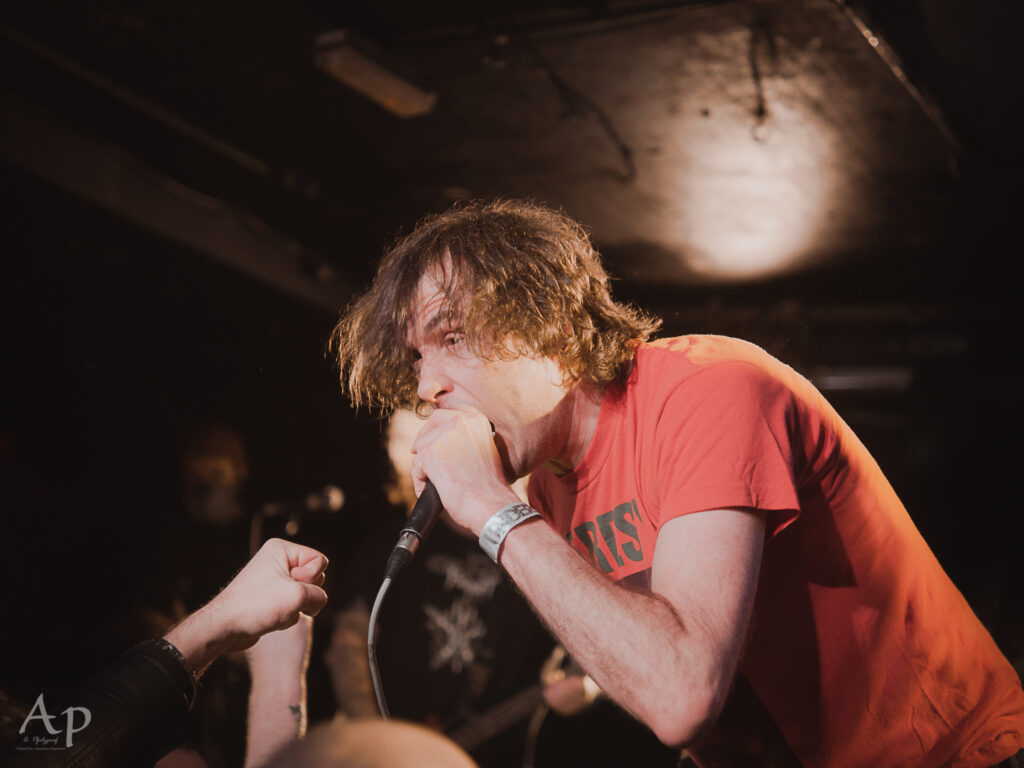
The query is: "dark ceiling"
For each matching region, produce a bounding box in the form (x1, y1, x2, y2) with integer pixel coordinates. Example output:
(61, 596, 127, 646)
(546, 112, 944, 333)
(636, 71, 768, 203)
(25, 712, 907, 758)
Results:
(3, 0, 1019, 310)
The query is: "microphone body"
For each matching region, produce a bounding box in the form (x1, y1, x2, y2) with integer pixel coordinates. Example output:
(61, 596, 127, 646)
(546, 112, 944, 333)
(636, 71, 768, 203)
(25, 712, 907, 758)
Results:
(383, 480, 443, 580)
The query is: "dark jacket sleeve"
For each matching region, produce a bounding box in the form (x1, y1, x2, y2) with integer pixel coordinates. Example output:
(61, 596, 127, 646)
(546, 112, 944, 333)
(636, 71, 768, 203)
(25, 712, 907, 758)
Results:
(8, 640, 195, 767)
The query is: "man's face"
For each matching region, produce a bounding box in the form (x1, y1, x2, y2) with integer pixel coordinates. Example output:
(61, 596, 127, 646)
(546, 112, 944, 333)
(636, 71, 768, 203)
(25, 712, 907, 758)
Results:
(407, 263, 573, 479)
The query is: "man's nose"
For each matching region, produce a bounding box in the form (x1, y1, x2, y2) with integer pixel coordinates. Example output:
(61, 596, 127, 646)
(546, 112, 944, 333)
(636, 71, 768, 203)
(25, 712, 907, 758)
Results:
(416, 355, 450, 405)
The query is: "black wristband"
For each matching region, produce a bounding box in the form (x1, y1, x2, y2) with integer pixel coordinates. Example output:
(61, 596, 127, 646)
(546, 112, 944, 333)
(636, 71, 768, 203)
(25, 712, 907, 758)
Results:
(133, 638, 198, 708)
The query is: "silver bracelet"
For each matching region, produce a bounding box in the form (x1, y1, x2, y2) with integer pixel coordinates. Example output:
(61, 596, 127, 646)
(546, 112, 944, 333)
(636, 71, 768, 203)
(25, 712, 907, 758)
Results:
(479, 502, 540, 562)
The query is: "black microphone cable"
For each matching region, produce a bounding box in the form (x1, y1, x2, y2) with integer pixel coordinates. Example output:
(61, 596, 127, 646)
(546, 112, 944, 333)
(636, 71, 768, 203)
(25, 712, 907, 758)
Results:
(368, 480, 444, 718)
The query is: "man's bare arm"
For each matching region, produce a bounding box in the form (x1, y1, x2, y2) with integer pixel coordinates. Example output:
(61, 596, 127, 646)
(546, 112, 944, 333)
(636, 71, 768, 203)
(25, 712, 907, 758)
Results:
(244, 614, 314, 768)
(498, 508, 764, 748)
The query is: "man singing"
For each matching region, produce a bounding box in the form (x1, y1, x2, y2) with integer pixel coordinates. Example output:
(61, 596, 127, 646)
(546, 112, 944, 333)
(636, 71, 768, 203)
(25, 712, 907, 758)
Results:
(331, 198, 1024, 767)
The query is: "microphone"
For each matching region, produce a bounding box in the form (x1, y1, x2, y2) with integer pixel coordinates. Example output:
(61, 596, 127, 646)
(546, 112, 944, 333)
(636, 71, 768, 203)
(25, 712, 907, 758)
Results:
(383, 480, 443, 581)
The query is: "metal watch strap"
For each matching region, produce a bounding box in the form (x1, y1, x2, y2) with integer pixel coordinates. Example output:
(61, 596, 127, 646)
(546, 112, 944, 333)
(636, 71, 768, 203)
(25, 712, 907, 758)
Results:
(479, 502, 540, 562)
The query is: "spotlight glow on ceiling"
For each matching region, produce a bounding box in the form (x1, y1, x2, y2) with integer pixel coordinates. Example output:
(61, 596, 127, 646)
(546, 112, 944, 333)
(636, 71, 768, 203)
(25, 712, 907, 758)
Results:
(667, 99, 837, 281)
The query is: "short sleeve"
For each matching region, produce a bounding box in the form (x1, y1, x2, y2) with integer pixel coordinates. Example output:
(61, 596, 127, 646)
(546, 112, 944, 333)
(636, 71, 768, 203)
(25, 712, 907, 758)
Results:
(650, 361, 801, 539)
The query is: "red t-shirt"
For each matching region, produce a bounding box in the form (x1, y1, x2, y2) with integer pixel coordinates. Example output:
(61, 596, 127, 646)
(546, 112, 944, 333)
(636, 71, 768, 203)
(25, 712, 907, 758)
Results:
(528, 335, 1024, 767)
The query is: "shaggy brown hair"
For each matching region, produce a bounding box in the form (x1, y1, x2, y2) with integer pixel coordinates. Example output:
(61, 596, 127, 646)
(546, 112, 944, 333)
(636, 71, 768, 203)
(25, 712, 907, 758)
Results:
(330, 198, 661, 413)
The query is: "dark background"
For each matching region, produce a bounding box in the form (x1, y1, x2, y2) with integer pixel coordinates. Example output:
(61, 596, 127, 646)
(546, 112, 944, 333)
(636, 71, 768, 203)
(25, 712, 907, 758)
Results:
(1, 0, 1020, 763)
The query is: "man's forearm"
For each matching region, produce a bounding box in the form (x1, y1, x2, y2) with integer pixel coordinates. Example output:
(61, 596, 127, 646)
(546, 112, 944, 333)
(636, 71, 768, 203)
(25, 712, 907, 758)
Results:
(163, 601, 238, 680)
(497, 518, 730, 747)
(244, 672, 306, 768)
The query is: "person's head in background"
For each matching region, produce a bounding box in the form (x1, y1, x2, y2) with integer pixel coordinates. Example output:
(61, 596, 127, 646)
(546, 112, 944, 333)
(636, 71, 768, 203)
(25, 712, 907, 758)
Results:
(181, 423, 249, 527)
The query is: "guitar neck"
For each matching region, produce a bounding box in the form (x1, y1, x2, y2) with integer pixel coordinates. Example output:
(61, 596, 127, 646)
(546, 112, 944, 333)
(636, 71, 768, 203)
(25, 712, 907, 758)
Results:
(447, 682, 545, 752)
